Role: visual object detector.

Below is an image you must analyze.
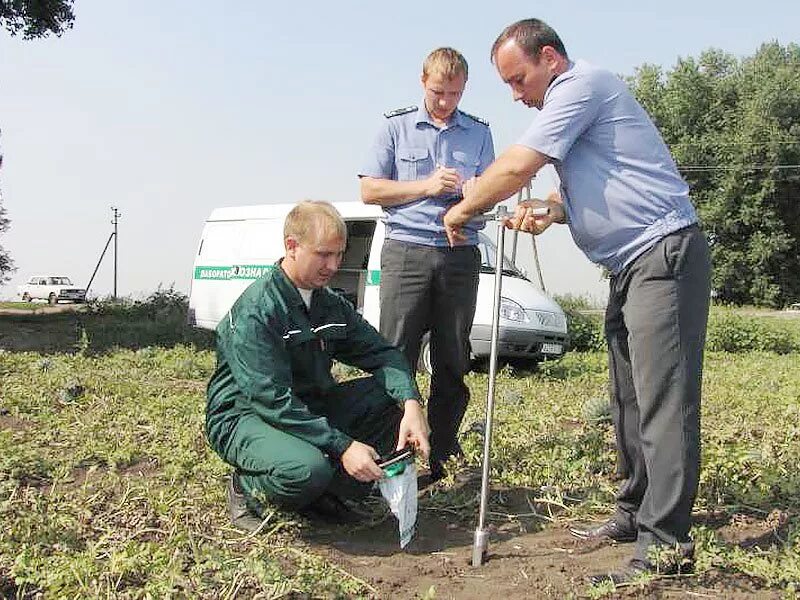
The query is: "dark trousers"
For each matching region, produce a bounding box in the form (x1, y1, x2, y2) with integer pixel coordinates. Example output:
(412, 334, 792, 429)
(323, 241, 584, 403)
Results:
(225, 377, 402, 510)
(605, 225, 711, 561)
(379, 239, 480, 464)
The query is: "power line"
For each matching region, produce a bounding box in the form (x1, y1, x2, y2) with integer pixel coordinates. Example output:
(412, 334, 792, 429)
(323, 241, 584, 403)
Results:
(678, 164, 800, 172)
(676, 140, 800, 147)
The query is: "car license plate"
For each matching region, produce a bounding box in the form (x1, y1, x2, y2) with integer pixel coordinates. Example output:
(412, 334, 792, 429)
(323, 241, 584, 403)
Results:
(541, 342, 563, 355)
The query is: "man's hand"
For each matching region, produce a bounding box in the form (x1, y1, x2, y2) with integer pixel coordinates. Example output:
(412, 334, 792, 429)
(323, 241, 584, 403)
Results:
(461, 174, 478, 200)
(506, 191, 566, 234)
(443, 200, 472, 247)
(396, 399, 430, 460)
(425, 166, 461, 197)
(340, 441, 384, 482)
(443, 175, 481, 246)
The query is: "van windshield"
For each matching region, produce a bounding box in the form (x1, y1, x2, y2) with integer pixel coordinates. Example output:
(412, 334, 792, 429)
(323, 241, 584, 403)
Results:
(477, 233, 526, 278)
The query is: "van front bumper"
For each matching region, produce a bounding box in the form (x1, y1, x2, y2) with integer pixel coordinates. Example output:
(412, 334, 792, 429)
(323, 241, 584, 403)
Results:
(470, 325, 569, 360)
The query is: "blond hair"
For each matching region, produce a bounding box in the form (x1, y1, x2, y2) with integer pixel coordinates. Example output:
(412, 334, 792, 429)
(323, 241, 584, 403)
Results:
(284, 200, 347, 245)
(422, 47, 468, 81)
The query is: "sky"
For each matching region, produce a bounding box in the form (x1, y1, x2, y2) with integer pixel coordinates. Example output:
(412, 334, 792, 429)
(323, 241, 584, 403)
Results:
(1, 0, 797, 303)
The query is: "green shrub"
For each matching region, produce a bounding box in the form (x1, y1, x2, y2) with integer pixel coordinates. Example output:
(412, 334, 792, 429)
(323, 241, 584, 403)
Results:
(553, 295, 606, 352)
(707, 311, 799, 354)
(89, 286, 189, 320)
(554, 293, 598, 312)
(81, 287, 215, 352)
(565, 309, 606, 352)
(559, 303, 800, 355)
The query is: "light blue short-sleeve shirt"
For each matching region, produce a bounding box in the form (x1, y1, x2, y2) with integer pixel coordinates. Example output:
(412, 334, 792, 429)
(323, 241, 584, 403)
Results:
(518, 60, 697, 274)
(359, 103, 495, 246)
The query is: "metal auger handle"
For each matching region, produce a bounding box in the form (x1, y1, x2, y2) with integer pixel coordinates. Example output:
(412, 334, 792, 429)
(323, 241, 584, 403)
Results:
(472, 204, 509, 566)
(468, 206, 512, 224)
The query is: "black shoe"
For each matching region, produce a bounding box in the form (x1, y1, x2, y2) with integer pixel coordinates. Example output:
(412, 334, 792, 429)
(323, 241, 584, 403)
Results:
(427, 439, 463, 482)
(570, 518, 637, 543)
(429, 460, 446, 482)
(589, 557, 693, 586)
(300, 493, 363, 525)
(227, 473, 265, 532)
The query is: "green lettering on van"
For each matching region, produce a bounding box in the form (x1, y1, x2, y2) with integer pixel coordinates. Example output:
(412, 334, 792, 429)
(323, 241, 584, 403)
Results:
(194, 266, 233, 280)
(194, 265, 380, 284)
(194, 265, 275, 280)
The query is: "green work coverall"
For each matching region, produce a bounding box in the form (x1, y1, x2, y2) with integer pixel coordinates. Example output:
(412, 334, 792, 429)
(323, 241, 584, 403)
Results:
(206, 264, 420, 509)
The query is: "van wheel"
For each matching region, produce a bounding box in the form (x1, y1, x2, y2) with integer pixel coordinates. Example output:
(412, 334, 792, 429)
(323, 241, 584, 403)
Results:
(22, 292, 31, 302)
(417, 333, 433, 375)
(48, 293, 58, 305)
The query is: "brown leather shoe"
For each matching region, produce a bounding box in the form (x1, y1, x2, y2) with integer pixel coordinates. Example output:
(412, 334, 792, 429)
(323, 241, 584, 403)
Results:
(569, 519, 637, 543)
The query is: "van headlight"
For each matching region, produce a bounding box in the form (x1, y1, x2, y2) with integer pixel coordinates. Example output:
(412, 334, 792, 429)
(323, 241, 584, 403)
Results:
(500, 297, 529, 322)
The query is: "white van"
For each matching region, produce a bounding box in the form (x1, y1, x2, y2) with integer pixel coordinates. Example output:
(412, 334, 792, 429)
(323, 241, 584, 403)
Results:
(188, 202, 569, 371)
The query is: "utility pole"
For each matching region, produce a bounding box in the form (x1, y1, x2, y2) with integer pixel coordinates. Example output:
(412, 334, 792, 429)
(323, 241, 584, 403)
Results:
(111, 207, 121, 299)
(85, 207, 123, 299)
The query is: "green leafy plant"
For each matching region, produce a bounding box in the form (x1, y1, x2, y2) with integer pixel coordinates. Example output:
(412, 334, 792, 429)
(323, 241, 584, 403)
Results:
(706, 309, 799, 353)
(1, 306, 798, 597)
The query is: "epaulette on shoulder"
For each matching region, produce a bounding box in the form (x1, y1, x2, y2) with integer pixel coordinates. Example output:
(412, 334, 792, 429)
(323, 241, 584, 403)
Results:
(460, 110, 489, 127)
(383, 105, 417, 118)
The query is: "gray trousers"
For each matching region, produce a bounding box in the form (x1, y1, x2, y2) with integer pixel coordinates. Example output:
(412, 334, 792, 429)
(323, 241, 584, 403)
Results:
(605, 224, 711, 561)
(379, 239, 480, 464)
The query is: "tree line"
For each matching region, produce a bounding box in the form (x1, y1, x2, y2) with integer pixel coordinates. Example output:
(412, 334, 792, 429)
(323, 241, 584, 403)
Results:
(629, 43, 800, 307)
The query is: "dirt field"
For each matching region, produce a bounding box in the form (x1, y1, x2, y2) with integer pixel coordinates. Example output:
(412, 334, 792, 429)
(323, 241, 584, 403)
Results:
(298, 477, 785, 599)
(0, 301, 87, 315)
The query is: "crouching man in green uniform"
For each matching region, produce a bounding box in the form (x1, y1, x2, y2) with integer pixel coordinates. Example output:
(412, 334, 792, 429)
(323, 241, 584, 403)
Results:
(206, 200, 430, 529)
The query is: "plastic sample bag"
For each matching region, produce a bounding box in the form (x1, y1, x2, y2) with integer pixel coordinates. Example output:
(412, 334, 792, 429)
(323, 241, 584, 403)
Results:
(378, 462, 418, 548)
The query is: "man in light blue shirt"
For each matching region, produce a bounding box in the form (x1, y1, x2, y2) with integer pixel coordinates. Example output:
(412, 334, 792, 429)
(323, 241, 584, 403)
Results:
(444, 19, 711, 585)
(359, 47, 494, 480)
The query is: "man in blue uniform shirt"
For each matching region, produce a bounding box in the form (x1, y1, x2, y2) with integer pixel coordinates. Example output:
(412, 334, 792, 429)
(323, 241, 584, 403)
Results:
(444, 20, 711, 584)
(359, 47, 495, 480)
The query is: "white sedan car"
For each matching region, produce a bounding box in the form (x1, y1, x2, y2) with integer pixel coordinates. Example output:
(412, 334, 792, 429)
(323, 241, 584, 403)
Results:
(18, 276, 87, 304)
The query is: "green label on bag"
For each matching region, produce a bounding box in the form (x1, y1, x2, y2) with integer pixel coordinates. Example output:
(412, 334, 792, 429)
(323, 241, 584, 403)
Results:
(383, 462, 407, 478)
